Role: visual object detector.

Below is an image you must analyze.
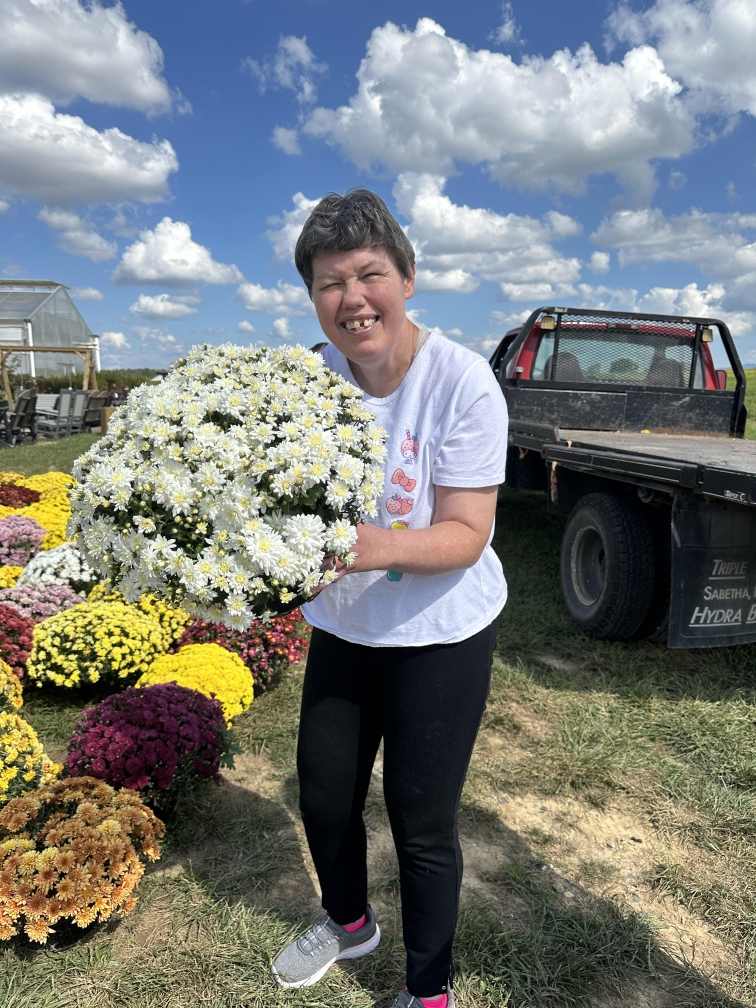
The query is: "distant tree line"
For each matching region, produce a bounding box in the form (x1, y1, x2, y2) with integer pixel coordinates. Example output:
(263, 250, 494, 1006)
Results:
(29, 369, 164, 394)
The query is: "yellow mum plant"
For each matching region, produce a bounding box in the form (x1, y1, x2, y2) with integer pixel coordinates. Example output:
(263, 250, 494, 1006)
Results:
(0, 566, 22, 589)
(0, 776, 165, 944)
(0, 659, 23, 713)
(88, 582, 190, 651)
(26, 602, 164, 689)
(0, 471, 73, 550)
(0, 712, 59, 805)
(137, 643, 254, 725)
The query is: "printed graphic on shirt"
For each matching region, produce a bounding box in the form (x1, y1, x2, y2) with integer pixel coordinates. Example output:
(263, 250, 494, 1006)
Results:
(391, 467, 416, 493)
(387, 520, 409, 581)
(399, 429, 419, 464)
(386, 493, 413, 516)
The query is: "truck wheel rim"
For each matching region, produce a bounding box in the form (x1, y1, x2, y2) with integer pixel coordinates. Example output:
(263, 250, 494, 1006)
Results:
(571, 526, 606, 607)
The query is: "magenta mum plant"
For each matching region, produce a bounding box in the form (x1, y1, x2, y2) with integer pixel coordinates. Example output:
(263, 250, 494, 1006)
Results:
(0, 515, 46, 567)
(64, 683, 236, 815)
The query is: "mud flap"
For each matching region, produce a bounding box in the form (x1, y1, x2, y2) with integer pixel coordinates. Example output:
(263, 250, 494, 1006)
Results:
(669, 495, 756, 648)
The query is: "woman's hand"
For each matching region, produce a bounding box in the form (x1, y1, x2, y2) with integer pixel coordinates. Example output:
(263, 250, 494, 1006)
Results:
(306, 486, 499, 598)
(344, 522, 393, 574)
(306, 524, 392, 598)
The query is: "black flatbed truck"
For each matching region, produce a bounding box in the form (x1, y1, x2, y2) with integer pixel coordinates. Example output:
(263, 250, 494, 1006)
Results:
(489, 306, 756, 648)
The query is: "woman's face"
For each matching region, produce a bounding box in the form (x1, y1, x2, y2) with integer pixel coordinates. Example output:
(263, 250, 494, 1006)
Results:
(310, 246, 415, 366)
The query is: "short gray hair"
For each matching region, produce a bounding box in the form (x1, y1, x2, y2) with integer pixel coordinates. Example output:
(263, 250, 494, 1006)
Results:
(295, 189, 415, 294)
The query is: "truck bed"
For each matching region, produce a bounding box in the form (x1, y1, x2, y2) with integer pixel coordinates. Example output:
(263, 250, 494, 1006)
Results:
(539, 428, 756, 506)
(560, 429, 756, 475)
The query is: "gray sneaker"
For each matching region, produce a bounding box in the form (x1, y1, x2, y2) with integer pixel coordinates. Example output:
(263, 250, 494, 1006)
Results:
(271, 904, 381, 988)
(389, 990, 456, 1007)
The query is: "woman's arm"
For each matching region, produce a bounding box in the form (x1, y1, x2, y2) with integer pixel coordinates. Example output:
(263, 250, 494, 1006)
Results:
(344, 485, 499, 576)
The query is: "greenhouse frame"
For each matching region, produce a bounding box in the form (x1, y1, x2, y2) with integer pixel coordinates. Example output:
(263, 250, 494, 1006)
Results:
(0, 280, 101, 384)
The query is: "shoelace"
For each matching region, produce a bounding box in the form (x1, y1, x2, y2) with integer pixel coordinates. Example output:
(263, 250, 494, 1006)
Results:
(296, 915, 338, 957)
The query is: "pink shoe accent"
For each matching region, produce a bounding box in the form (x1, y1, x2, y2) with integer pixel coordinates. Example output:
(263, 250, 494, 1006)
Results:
(419, 996, 448, 1008)
(342, 913, 367, 933)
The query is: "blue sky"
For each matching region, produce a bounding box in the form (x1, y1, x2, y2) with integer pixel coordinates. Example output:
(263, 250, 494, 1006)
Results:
(1, 0, 756, 370)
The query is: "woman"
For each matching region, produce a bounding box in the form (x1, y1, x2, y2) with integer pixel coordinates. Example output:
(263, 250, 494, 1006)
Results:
(272, 189, 508, 1008)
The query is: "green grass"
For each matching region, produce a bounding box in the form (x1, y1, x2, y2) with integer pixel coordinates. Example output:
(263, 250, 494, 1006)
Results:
(729, 366, 755, 440)
(3, 445, 756, 1006)
(0, 433, 99, 475)
(744, 367, 756, 440)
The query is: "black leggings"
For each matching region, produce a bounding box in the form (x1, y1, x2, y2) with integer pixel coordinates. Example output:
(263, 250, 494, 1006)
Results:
(297, 622, 496, 997)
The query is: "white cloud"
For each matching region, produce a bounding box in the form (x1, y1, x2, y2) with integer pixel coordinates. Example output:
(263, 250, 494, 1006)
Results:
(590, 251, 611, 273)
(272, 317, 293, 340)
(134, 325, 179, 348)
(607, 0, 756, 116)
(71, 286, 103, 301)
(472, 336, 503, 356)
(492, 2, 523, 45)
(305, 18, 693, 197)
(491, 308, 533, 330)
(272, 126, 301, 155)
(0, 94, 177, 204)
(266, 191, 320, 260)
(38, 206, 116, 261)
(243, 35, 326, 105)
(0, 200, 8, 213)
(100, 330, 128, 349)
(114, 218, 243, 285)
(545, 211, 582, 237)
(0, 0, 172, 113)
(238, 320, 255, 333)
(635, 281, 727, 317)
(592, 208, 756, 312)
(129, 293, 200, 319)
(110, 206, 140, 238)
(393, 173, 581, 290)
(238, 280, 311, 315)
(500, 282, 569, 302)
(415, 268, 479, 293)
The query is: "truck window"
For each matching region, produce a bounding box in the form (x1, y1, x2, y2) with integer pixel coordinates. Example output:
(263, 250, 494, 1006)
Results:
(532, 332, 554, 379)
(530, 326, 701, 387)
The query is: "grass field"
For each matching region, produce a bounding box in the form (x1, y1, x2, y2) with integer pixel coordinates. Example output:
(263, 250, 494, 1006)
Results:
(741, 368, 756, 440)
(1, 426, 756, 1007)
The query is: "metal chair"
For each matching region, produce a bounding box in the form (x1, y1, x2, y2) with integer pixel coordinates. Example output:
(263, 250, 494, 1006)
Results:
(67, 390, 90, 434)
(81, 391, 109, 431)
(35, 393, 58, 413)
(3, 391, 37, 445)
(35, 389, 73, 438)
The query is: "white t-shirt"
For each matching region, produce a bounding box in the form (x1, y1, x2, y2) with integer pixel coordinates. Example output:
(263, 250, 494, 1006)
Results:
(302, 329, 509, 647)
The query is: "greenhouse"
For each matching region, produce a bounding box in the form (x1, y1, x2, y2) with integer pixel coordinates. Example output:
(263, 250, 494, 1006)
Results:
(0, 280, 100, 383)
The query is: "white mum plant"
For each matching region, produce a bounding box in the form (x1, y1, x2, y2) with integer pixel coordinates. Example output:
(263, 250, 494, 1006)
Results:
(68, 344, 386, 628)
(17, 543, 96, 594)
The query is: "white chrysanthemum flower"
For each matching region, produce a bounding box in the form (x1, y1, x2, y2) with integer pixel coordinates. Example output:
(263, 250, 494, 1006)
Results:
(325, 481, 350, 509)
(326, 519, 358, 552)
(18, 543, 96, 591)
(335, 456, 364, 487)
(69, 342, 386, 628)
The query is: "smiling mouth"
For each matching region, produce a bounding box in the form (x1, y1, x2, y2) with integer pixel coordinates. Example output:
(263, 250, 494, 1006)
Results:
(341, 316, 379, 333)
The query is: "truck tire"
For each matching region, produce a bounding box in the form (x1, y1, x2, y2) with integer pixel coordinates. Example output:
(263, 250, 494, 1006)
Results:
(560, 493, 655, 641)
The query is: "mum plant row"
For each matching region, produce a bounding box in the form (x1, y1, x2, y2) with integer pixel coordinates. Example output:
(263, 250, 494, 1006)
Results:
(0, 469, 308, 944)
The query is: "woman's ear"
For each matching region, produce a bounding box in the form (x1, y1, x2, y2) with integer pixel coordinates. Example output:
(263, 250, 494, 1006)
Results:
(403, 267, 416, 300)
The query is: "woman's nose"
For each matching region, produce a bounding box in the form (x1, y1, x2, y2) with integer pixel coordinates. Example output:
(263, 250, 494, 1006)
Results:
(342, 278, 367, 307)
